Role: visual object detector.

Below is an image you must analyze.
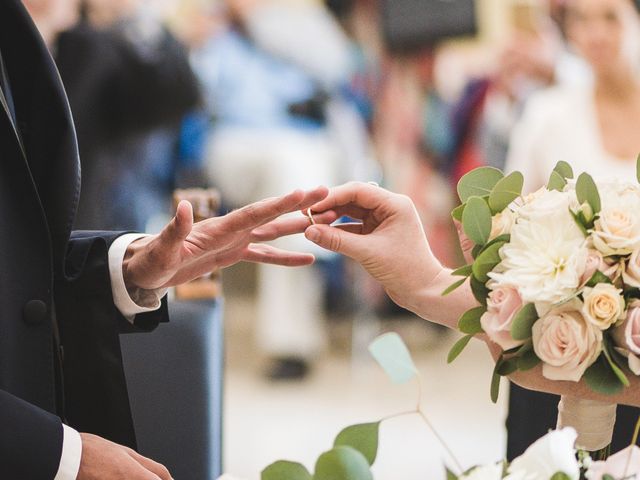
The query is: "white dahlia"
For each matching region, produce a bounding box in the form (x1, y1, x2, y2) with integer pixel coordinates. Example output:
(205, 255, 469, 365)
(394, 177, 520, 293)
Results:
(490, 199, 588, 304)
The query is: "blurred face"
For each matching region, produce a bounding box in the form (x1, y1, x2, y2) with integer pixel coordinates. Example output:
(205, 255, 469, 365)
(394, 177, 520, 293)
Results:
(23, 0, 80, 32)
(566, 0, 640, 75)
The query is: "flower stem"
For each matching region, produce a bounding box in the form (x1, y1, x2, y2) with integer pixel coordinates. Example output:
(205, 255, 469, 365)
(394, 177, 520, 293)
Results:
(623, 414, 640, 477)
(417, 408, 464, 473)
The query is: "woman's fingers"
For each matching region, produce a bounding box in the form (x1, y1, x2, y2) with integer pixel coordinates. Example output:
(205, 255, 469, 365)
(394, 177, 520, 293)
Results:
(309, 182, 392, 213)
(305, 224, 367, 259)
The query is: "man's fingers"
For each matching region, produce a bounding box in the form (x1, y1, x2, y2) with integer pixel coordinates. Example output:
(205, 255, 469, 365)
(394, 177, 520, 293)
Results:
(224, 187, 328, 232)
(334, 223, 364, 235)
(304, 224, 366, 259)
(127, 449, 172, 480)
(243, 244, 315, 267)
(251, 210, 338, 242)
(159, 200, 193, 247)
(308, 182, 392, 214)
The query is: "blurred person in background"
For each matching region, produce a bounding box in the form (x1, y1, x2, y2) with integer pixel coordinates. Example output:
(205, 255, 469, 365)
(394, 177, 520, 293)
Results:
(23, 0, 201, 232)
(192, 0, 372, 380)
(504, 0, 640, 458)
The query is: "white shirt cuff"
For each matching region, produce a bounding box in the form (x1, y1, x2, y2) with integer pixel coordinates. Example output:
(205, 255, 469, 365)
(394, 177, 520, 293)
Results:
(54, 425, 82, 480)
(108, 233, 168, 321)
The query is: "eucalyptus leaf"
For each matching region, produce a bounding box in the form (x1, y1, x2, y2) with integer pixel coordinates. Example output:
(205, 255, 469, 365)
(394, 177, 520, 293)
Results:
(510, 304, 539, 341)
(452, 203, 466, 222)
(472, 241, 505, 283)
(334, 423, 380, 466)
(576, 172, 602, 214)
(569, 208, 589, 236)
(490, 360, 502, 404)
(497, 357, 519, 376)
(462, 196, 492, 246)
(457, 167, 504, 203)
(451, 264, 473, 277)
(517, 348, 541, 371)
(489, 171, 524, 213)
(445, 467, 459, 480)
(471, 244, 483, 260)
(458, 307, 486, 335)
(602, 475, 615, 480)
(262, 461, 313, 480)
(583, 356, 625, 395)
(470, 276, 490, 306)
(547, 171, 567, 192)
(586, 270, 613, 288)
(314, 446, 373, 480)
(442, 277, 467, 296)
(553, 161, 574, 180)
(368, 333, 418, 384)
(475, 234, 511, 257)
(447, 334, 473, 364)
(603, 342, 630, 387)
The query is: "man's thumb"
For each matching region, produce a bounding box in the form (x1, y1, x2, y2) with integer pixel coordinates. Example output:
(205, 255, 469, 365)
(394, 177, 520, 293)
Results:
(305, 224, 362, 259)
(162, 201, 193, 245)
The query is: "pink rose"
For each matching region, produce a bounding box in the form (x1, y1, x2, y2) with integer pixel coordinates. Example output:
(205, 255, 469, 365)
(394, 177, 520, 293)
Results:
(586, 445, 640, 479)
(581, 249, 622, 286)
(481, 286, 525, 350)
(624, 246, 640, 288)
(612, 304, 640, 375)
(532, 300, 603, 382)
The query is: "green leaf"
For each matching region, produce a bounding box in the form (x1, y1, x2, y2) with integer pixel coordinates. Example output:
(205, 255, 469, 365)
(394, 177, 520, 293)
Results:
(458, 307, 486, 335)
(602, 475, 615, 480)
(462, 196, 492, 246)
(334, 423, 380, 466)
(586, 270, 613, 288)
(368, 333, 418, 384)
(603, 341, 630, 388)
(517, 347, 541, 371)
(554, 161, 574, 180)
(583, 355, 625, 395)
(489, 171, 524, 213)
(262, 461, 313, 480)
(576, 172, 601, 214)
(490, 359, 502, 404)
(471, 241, 505, 283)
(547, 171, 567, 192)
(470, 276, 490, 306)
(451, 203, 466, 222)
(442, 277, 467, 296)
(510, 304, 539, 341)
(447, 334, 473, 363)
(569, 208, 589, 236)
(497, 357, 519, 376)
(445, 467, 459, 480)
(314, 446, 373, 480)
(457, 167, 504, 203)
(451, 264, 473, 277)
(550, 473, 571, 480)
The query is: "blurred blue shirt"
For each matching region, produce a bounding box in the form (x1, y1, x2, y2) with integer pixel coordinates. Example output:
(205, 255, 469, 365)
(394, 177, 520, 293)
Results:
(193, 29, 323, 132)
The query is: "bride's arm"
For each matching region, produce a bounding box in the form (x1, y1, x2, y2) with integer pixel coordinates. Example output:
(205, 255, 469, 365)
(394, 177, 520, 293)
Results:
(303, 182, 640, 408)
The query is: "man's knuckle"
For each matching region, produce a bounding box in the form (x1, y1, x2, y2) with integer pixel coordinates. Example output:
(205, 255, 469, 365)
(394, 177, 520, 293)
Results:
(329, 233, 342, 252)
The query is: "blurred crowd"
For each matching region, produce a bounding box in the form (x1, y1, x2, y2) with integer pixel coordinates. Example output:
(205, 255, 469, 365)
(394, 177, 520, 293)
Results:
(23, 0, 640, 384)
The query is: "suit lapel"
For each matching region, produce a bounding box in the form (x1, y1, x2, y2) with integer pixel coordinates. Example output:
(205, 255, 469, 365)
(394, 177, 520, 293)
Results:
(0, 0, 81, 274)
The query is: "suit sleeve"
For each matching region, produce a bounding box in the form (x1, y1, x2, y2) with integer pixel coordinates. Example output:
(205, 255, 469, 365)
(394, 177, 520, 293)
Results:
(63, 230, 169, 333)
(0, 390, 63, 479)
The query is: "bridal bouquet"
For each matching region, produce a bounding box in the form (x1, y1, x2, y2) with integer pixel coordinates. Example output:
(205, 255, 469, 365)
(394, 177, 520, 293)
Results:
(446, 161, 640, 403)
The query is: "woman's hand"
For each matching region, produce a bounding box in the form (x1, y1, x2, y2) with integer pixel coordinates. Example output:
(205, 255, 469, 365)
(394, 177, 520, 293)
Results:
(303, 182, 445, 313)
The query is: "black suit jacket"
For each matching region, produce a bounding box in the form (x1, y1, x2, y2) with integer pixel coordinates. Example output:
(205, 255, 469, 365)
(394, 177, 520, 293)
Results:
(0, 2, 168, 478)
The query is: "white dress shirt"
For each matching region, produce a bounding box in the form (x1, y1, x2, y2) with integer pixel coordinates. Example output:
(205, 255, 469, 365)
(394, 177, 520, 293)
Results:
(54, 234, 167, 480)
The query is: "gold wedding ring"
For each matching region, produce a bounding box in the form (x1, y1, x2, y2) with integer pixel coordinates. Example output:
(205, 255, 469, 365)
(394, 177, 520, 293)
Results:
(306, 208, 316, 225)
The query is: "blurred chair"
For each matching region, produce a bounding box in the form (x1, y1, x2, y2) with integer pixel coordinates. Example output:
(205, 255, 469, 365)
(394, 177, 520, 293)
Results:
(121, 190, 224, 480)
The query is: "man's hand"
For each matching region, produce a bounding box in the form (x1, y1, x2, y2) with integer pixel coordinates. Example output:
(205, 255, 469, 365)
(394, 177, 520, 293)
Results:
(78, 433, 172, 480)
(123, 187, 336, 291)
(301, 182, 444, 311)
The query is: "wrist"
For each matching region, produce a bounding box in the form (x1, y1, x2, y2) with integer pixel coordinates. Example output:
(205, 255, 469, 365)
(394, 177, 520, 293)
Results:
(122, 236, 153, 293)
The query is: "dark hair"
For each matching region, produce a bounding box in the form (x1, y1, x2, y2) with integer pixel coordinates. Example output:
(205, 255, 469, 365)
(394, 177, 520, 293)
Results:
(635, 0, 640, 12)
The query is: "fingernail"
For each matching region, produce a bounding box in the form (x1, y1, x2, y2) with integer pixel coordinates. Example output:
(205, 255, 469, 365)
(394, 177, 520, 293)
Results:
(306, 227, 320, 242)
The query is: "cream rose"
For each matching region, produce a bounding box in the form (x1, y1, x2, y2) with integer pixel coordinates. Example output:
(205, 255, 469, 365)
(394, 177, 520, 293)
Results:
(481, 285, 525, 350)
(490, 209, 517, 241)
(581, 284, 625, 330)
(591, 181, 640, 256)
(532, 300, 602, 382)
(624, 246, 640, 288)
